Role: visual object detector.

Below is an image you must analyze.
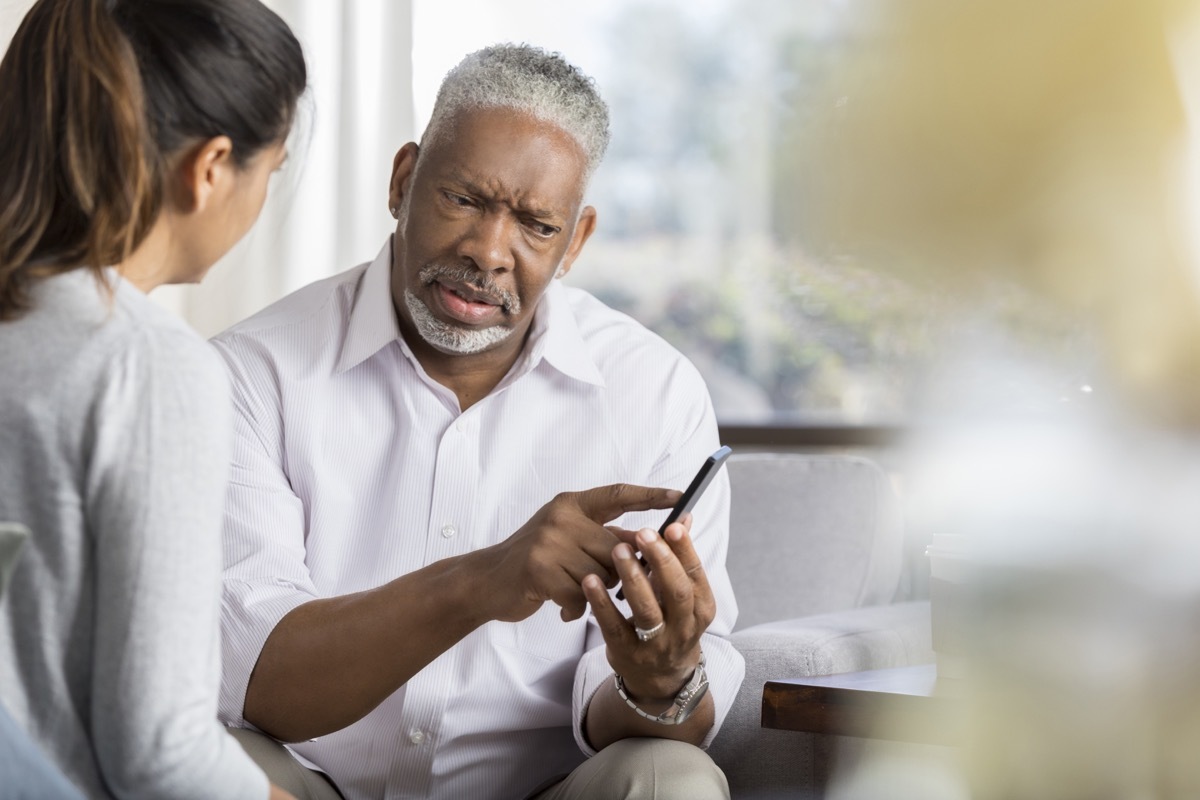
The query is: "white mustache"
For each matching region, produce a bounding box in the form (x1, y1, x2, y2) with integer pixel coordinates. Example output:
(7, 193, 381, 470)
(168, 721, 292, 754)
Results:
(418, 263, 520, 314)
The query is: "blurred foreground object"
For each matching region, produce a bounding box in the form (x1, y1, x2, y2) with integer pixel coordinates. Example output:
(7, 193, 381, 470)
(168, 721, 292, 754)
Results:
(800, 0, 1200, 429)
(801, 0, 1200, 797)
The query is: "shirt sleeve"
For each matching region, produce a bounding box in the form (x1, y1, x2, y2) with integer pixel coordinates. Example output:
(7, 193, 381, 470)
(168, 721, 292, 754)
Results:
(87, 327, 267, 800)
(570, 360, 746, 755)
(209, 334, 319, 727)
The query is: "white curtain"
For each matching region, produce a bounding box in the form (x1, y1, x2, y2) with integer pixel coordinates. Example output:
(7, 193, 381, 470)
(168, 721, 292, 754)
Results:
(159, 0, 415, 336)
(1, 0, 415, 338)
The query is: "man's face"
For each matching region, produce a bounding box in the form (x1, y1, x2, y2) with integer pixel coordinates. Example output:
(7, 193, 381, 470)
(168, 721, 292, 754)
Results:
(388, 107, 596, 359)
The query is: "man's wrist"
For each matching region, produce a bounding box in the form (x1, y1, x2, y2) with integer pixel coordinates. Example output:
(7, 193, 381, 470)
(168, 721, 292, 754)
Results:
(611, 679, 677, 715)
(439, 551, 497, 629)
(613, 654, 709, 725)
(613, 649, 703, 705)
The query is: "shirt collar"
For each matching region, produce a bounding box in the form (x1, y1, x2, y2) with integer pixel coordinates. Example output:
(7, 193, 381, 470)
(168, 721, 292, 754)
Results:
(335, 239, 400, 374)
(335, 239, 605, 389)
(523, 280, 606, 388)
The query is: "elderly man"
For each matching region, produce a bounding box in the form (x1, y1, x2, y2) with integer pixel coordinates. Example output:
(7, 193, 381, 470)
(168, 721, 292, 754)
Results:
(215, 44, 744, 800)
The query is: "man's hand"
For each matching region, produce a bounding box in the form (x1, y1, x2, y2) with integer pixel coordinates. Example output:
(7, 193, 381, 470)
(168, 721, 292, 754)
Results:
(242, 482, 678, 743)
(479, 484, 682, 624)
(582, 514, 716, 724)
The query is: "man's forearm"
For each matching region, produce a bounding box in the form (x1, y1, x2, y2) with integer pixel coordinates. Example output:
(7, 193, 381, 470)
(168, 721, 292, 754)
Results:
(243, 554, 489, 742)
(241, 484, 678, 743)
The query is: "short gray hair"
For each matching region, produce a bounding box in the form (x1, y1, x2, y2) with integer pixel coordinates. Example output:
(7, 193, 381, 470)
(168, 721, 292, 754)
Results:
(421, 44, 611, 180)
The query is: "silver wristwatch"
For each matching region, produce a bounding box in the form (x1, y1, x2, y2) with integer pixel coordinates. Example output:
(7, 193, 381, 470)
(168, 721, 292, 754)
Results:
(613, 654, 709, 725)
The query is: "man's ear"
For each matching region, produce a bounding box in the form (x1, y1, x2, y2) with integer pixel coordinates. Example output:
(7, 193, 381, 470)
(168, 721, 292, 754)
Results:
(388, 142, 420, 217)
(556, 205, 597, 279)
(176, 136, 235, 214)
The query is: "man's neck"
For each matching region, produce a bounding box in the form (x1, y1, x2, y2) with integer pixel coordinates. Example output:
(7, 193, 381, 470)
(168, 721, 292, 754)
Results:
(402, 326, 530, 412)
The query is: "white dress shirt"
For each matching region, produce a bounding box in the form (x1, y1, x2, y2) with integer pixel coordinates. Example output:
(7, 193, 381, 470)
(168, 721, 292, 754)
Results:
(212, 239, 745, 800)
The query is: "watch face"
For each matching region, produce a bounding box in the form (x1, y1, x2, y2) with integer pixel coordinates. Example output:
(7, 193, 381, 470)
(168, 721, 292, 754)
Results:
(683, 681, 710, 710)
(672, 673, 710, 724)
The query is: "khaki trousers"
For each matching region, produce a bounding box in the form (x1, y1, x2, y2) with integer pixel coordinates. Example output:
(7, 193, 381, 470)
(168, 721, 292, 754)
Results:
(531, 738, 730, 800)
(227, 728, 728, 800)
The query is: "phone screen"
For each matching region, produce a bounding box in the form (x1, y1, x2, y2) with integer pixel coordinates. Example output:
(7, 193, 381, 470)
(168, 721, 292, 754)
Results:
(616, 445, 733, 600)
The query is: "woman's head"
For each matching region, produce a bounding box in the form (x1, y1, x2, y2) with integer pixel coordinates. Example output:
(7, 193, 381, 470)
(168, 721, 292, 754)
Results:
(0, 0, 307, 318)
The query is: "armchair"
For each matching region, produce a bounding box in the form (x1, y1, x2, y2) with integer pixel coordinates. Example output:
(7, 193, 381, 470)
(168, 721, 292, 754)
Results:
(706, 454, 934, 798)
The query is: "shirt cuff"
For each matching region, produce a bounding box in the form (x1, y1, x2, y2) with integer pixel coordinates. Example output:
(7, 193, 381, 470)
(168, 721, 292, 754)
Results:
(219, 581, 316, 726)
(571, 646, 615, 757)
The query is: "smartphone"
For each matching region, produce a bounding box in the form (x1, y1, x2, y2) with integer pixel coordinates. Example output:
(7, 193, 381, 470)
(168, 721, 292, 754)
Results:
(616, 445, 733, 600)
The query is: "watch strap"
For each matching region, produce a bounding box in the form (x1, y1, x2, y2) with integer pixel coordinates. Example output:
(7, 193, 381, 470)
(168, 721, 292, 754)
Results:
(613, 654, 708, 725)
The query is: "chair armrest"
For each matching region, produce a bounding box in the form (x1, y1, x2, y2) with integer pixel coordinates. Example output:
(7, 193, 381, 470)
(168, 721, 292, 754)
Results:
(732, 600, 934, 680)
(708, 602, 933, 798)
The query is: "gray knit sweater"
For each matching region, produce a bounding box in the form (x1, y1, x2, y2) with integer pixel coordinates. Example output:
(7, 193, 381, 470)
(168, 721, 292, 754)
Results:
(0, 270, 265, 798)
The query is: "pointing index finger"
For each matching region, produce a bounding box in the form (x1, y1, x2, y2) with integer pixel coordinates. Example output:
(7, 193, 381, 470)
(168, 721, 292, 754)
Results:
(573, 484, 682, 524)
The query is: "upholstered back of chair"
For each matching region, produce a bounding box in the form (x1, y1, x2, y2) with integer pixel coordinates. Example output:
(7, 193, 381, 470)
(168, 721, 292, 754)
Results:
(725, 453, 904, 630)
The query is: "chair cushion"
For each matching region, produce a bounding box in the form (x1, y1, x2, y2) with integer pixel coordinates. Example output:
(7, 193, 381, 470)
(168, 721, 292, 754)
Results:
(726, 454, 903, 630)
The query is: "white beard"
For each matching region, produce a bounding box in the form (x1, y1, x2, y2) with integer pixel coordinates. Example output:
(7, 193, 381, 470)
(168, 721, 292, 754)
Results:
(403, 289, 516, 355)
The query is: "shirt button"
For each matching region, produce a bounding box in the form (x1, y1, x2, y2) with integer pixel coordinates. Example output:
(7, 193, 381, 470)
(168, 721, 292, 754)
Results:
(456, 419, 467, 433)
(408, 729, 426, 745)
(441, 524, 457, 539)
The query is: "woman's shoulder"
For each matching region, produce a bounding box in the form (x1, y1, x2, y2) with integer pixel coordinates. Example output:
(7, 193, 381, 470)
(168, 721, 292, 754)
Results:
(15, 270, 224, 399)
(0, 271, 229, 485)
(107, 279, 228, 397)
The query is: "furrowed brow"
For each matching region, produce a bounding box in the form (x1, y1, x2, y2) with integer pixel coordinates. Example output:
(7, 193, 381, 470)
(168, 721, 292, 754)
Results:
(448, 169, 562, 221)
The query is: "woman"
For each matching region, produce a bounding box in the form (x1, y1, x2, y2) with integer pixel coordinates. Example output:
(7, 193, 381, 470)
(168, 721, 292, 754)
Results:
(0, 0, 306, 797)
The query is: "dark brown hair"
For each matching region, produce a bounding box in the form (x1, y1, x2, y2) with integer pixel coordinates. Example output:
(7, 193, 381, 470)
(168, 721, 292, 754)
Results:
(0, 0, 307, 320)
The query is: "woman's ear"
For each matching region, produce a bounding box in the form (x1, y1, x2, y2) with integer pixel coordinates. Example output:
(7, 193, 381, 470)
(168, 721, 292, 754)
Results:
(175, 136, 235, 214)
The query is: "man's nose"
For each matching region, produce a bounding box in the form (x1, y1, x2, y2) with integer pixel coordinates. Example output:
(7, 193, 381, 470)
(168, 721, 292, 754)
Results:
(457, 212, 516, 273)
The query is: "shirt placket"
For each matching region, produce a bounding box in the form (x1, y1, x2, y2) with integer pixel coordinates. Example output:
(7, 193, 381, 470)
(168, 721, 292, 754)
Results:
(388, 408, 480, 798)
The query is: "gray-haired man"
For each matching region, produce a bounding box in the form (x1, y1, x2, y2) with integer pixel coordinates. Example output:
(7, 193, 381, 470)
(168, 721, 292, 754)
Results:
(215, 45, 744, 800)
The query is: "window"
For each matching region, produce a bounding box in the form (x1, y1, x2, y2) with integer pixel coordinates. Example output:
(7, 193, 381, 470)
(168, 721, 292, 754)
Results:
(413, 0, 937, 426)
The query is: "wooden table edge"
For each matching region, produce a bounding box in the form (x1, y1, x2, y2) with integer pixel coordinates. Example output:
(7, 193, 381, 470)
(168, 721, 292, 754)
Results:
(761, 664, 963, 746)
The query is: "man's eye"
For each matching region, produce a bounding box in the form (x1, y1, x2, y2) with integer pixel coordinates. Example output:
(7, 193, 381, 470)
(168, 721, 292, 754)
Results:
(444, 192, 472, 206)
(529, 221, 559, 238)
